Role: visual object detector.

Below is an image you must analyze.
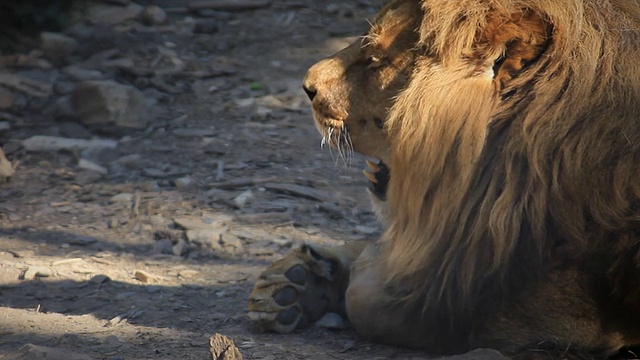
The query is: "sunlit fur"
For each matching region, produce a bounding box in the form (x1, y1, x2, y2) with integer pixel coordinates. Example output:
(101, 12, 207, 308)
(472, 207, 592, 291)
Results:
(380, 0, 640, 331)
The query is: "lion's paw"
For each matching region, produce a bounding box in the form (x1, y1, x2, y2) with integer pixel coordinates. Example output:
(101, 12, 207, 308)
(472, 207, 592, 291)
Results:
(248, 244, 349, 333)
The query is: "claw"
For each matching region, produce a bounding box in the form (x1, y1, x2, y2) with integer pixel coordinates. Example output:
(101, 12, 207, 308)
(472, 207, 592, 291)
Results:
(363, 170, 378, 183)
(365, 159, 380, 173)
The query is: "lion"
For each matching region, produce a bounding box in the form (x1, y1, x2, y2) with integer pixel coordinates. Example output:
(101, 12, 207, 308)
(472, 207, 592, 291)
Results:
(248, 0, 640, 358)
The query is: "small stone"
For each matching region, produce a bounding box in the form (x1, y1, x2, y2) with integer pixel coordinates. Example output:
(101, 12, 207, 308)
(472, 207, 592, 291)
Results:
(59, 122, 92, 139)
(174, 215, 232, 230)
(22, 136, 118, 152)
(40, 32, 78, 59)
(0, 86, 14, 109)
(88, 3, 144, 25)
(220, 233, 243, 251)
(172, 239, 189, 256)
(209, 334, 243, 360)
(141, 5, 168, 26)
(75, 170, 103, 185)
(63, 66, 105, 81)
(172, 128, 216, 137)
(102, 334, 121, 347)
(314, 312, 347, 330)
(54, 81, 76, 95)
(271, 237, 293, 248)
(110, 193, 133, 203)
(174, 177, 193, 190)
(23, 266, 53, 280)
(178, 269, 199, 278)
(194, 19, 219, 34)
(78, 159, 108, 175)
(234, 98, 255, 107)
(143, 168, 166, 178)
(55, 96, 76, 117)
(186, 229, 223, 247)
(233, 190, 253, 209)
(73, 80, 149, 129)
(355, 225, 379, 235)
(134, 269, 155, 283)
(116, 154, 144, 169)
(256, 95, 284, 108)
(153, 238, 173, 254)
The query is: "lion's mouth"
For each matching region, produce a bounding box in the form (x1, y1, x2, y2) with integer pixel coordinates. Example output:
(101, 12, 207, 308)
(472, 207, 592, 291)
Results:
(363, 159, 389, 201)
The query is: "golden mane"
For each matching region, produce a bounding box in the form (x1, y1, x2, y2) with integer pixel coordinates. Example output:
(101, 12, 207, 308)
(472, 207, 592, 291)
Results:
(382, 0, 640, 314)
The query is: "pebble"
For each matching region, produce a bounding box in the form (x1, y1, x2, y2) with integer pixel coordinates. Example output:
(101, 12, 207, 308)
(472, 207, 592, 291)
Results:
(314, 312, 347, 330)
(153, 238, 173, 254)
(174, 215, 232, 230)
(73, 80, 150, 129)
(194, 19, 219, 34)
(40, 32, 78, 59)
(23, 266, 53, 280)
(22, 136, 118, 152)
(75, 170, 104, 185)
(174, 177, 193, 190)
(63, 66, 105, 81)
(141, 5, 168, 26)
(78, 159, 108, 175)
(110, 193, 134, 203)
(134, 269, 156, 283)
(172, 239, 189, 256)
(233, 190, 253, 209)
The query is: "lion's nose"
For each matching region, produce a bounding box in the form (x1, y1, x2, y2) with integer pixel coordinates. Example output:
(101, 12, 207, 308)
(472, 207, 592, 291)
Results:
(302, 85, 317, 101)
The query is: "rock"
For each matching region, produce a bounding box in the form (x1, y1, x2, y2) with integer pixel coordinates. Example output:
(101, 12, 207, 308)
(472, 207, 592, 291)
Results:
(172, 128, 216, 137)
(63, 66, 105, 81)
(0, 86, 14, 109)
(233, 190, 253, 209)
(88, 3, 144, 25)
(75, 170, 104, 184)
(174, 214, 233, 230)
(54, 81, 76, 95)
(209, 333, 243, 360)
(256, 95, 284, 108)
(141, 5, 168, 26)
(59, 122, 92, 139)
(23, 266, 53, 280)
(115, 154, 144, 169)
(174, 176, 193, 190)
(55, 96, 75, 117)
(78, 159, 108, 175)
(104, 0, 131, 4)
(172, 239, 189, 256)
(186, 229, 224, 247)
(22, 135, 118, 152)
(134, 269, 156, 283)
(40, 32, 78, 59)
(73, 80, 150, 129)
(110, 193, 134, 203)
(355, 225, 379, 235)
(153, 238, 173, 254)
(314, 312, 347, 330)
(271, 236, 293, 248)
(194, 19, 219, 34)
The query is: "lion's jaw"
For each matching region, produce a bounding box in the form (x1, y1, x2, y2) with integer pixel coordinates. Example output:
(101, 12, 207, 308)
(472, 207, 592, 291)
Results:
(302, 0, 421, 164)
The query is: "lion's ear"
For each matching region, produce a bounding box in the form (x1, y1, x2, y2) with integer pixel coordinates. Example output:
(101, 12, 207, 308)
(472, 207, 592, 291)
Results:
(478, 9, 552, 87)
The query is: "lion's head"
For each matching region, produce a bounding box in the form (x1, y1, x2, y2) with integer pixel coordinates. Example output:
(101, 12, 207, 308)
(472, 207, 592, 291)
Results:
(304, 0, 640, 317)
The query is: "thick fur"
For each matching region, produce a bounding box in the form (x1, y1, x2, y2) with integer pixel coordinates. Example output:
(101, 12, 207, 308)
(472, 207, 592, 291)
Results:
(379, 0, 640, 353)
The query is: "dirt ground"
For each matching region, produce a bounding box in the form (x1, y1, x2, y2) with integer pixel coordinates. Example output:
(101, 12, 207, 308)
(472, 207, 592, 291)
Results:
(0, 0, 439, 359)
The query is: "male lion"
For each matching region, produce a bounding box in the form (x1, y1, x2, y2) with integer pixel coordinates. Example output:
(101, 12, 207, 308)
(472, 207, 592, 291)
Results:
(248, 0, 640, 358)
